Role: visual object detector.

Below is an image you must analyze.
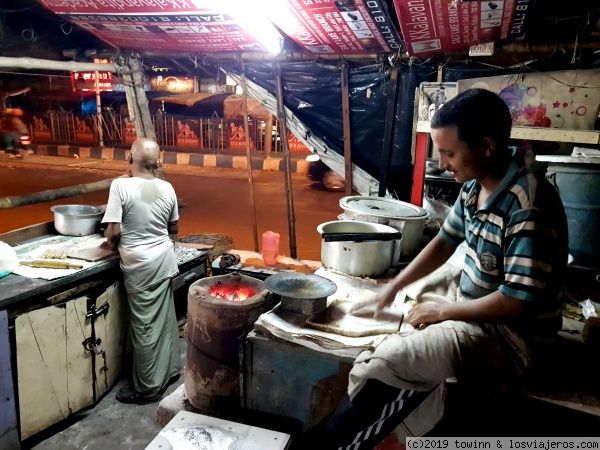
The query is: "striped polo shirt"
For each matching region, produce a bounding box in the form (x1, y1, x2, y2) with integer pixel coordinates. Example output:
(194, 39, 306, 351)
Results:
(439, 149, 568, 336)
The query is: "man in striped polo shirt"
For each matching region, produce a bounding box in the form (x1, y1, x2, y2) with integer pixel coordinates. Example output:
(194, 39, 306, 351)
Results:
(291, 89, 568, 450)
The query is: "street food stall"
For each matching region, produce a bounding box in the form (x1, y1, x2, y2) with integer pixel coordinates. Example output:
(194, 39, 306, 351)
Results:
(0, 219, 209, 443)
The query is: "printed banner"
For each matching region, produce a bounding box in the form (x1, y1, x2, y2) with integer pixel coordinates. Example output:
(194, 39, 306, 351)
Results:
(288, 132, 310, 153)
(227, 120, 255, 150)
(271, 0, 402, 54)
(175, 117, 200, 148)
(74, 116, 96, 143)
(31, 115, 53, 140)
(393, 0, 534, 55)
(123, 117, 137, 145)
(39, 1, 274, 52)
(39, 0, 401, 54)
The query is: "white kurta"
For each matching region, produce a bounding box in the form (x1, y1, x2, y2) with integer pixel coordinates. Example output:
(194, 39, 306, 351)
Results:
(103, 177, 179, 292)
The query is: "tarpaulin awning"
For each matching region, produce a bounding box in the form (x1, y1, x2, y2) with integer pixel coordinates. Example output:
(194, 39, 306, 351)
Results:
(223, 95, 271, 121)
(152, 93, 225, 107)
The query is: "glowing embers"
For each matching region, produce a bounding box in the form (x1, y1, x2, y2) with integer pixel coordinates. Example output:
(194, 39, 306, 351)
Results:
(209, 285, 257, 302)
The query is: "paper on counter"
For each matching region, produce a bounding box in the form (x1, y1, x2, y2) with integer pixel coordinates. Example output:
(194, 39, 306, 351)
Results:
(13, 234, 110, 280)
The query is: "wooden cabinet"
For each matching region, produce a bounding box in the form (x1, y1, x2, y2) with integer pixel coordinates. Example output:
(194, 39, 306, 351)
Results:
(15, 281, 128, 440)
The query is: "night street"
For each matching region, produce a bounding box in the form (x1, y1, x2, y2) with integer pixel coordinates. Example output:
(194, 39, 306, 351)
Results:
(0, 155, 344, 261)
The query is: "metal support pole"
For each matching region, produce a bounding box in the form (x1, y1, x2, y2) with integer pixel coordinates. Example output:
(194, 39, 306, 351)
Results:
(241, 71, 259, 252)
(411, 132, 428, 207)
(274, 63, 297, 259)
(264, 114, 273, 158)
(378, 67, 399, 197)
(341, 62, 352, 196)
(94, 71, 104, 147)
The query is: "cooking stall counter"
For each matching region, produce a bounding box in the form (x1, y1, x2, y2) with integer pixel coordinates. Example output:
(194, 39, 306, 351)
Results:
(0, 222, 210, 444)
(211, 250, 409, 431)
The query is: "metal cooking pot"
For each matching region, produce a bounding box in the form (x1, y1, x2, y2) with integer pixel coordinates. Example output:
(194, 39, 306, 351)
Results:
(50, 205, 104, 236)
(317, 221, 401, 278)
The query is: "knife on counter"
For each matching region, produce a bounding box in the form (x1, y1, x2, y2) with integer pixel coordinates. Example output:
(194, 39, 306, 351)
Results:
(20, 260, 84, 270)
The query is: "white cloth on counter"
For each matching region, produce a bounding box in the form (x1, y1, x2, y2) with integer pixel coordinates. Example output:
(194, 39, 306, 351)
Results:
(102, 177, 179, 293)
(12, 234, 106, 280)
(254, 268, 412, 359)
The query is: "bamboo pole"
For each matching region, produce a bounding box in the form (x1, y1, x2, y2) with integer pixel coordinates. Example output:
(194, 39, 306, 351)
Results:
(95, 71, 104, 147)
(0, 177, 122, 210)
(264, 114, 273, 158)
(341, 62, 352, 196)
(241, 71, 259, 252)
(274, 63, 297, 259)
(378, 67, 399, 197)
(0, 57, 118, 73)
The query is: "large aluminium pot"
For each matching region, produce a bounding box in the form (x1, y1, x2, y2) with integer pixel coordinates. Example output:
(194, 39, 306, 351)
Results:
(317, 221, 401, 278)
(50, 205, 104, 236)
(339, 196, 429, 257)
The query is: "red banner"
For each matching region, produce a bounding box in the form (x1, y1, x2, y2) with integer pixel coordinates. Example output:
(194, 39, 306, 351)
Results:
(393, 0, 534, 55)
(39, 1, 271, 52)
(288, 132, 310, 153)
(272, 0, 402, 54)
(39, 0, 401, 54)
(227, 120, 255, 150)
(175, 118, 200, 148)
(31, 115, 53, 141)
(74, 116, 96, 143)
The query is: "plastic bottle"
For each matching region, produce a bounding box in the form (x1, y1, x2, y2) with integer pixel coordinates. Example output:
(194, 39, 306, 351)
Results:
(262, 231, 280, 266)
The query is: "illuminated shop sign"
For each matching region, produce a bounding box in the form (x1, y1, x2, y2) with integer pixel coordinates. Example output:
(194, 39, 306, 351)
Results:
(71, 58, 114, 91)
(151, 76, 195, 93)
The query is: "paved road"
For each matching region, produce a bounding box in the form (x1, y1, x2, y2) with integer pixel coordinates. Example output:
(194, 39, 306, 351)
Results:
(0, 154, 345, 261)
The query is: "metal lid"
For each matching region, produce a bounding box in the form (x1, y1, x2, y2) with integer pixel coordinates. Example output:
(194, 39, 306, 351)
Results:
(339, 196, 427, 219)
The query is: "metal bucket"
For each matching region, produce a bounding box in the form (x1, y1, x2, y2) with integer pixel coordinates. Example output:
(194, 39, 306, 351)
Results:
(547, 164, 600, 271)
(184, 273, 273, 413)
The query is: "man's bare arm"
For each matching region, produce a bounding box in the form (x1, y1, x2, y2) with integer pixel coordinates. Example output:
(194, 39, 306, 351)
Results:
(104, 223, 121, 251)
(406, 290, 526, 326)
(168, 221, 179, 241)
(372, 235, 458, 314)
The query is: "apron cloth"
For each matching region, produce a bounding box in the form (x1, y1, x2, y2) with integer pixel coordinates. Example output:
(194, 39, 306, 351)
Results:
(348, 264, 531, 437)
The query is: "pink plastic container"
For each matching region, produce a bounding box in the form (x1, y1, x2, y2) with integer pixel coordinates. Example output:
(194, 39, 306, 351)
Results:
(262, 231, 280, 266)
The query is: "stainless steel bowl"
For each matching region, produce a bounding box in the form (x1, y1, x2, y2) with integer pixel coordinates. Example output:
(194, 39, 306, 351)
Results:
(50, 205, 104, 236)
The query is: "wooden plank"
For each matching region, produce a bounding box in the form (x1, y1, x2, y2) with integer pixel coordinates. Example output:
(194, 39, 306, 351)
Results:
(0, 222, 55, 246)
(93, 282, 129, 399)
(65, 296, 94, 413)
(417, 120, 600, 144)
(536, 155, 600, 164)
(511, 127, 600, 144)
(16, 305, 68, 440)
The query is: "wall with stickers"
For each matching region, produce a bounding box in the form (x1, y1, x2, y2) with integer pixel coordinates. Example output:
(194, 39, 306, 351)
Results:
(458, 69, 600, 131)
